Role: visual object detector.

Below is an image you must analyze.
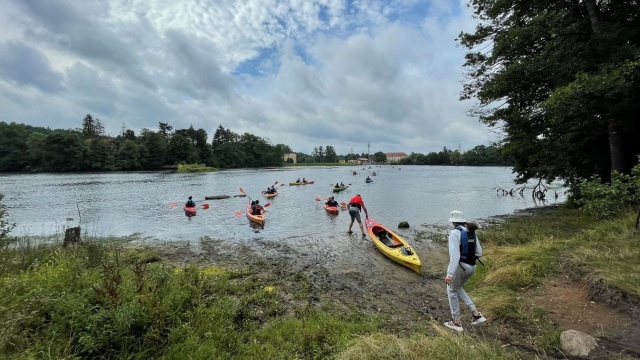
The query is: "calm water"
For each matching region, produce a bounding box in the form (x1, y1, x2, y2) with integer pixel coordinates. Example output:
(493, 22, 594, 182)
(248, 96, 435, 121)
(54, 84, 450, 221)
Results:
(0, 166, 566, 241)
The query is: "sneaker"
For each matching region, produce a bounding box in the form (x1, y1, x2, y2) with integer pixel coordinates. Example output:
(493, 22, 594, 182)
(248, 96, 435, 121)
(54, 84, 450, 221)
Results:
(471, 313, 486, 325)
(362, 234, 367, 239)
(347, 231, 353, 234)
(444, 320, 463, 332)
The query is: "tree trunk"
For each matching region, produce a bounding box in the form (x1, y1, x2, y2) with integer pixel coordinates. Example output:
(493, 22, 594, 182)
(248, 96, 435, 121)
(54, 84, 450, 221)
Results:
(584, 0, 600, 32)
(609, 121, 625, 174)
(63, 226, 81, 247)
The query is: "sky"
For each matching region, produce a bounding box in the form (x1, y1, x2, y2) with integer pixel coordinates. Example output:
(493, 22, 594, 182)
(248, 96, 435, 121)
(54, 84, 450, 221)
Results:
(0, 0, 495, 155)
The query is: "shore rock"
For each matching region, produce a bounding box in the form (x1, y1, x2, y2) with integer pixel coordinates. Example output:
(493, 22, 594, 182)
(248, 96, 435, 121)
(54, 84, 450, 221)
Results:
(560, 329, 598, 357)
(398, 221, 410, 229)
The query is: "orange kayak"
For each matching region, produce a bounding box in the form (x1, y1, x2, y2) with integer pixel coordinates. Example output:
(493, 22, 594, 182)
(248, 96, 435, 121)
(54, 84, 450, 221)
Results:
(246, 204, 265, 226)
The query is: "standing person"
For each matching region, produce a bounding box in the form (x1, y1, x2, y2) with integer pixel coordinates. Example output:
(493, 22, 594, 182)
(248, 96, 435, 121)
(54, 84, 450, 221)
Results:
(347, 194, 369, 239)
(185, 196, 196, 207)
(444, 210, 486, 332)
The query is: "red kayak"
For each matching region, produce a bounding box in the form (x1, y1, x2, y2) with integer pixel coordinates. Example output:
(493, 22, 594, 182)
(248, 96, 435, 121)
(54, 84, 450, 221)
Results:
(324, 203, 339, 214)
(184, 205, 197, 216)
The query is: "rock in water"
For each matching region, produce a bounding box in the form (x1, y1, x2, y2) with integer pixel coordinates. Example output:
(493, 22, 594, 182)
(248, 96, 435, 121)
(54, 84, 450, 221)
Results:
(398, 221, 410, 229)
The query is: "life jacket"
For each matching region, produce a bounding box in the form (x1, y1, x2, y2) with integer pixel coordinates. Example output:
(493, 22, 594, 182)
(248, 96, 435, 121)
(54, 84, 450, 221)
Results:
(456, 225, 477, 266)
(348, 196, 362, 211)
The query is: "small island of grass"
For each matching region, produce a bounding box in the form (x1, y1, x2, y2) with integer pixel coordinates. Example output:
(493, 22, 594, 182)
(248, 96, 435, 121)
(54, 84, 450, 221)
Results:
(177, 163, 217, 172)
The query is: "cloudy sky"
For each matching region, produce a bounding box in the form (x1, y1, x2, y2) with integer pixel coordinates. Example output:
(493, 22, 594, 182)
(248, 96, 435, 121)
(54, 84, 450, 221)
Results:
(0, 0, 494, 155)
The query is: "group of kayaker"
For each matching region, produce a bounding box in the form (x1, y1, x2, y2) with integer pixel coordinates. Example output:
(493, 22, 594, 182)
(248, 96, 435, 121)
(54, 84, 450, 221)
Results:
(334, 182, 345, 188)
(250, 200, 264, 215)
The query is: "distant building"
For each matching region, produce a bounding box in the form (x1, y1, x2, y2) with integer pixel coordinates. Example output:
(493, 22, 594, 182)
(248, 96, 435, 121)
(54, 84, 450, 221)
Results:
(358, 158, 371, 165)
(386, 152, 408, 162)
(284, 152, 297, 163)
(339, 159, 346, 164)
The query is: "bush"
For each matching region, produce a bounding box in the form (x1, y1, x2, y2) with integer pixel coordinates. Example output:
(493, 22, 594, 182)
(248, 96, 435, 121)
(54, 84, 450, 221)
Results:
(574, 170, 640, 219)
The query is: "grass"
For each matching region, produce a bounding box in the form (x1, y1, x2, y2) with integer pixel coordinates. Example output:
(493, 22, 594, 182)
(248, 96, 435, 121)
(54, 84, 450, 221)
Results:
(469, 206, 640, 353)
(1, 205, 639, 358)
(177, 163, 217, 172)
(337, 328, 515, 360)
(0, 238, 381, 359)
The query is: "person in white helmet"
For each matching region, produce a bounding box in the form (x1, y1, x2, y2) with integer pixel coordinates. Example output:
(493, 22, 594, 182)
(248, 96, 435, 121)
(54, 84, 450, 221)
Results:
(443, 210, 486, 332)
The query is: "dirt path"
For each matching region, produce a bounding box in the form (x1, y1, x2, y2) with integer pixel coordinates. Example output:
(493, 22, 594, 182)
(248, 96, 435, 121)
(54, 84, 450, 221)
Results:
(139, 221, 640, 359)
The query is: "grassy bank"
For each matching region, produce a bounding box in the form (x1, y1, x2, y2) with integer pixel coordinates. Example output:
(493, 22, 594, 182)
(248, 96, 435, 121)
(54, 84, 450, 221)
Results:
(177, 163, 217, 172)
(1, 206, 638, 359)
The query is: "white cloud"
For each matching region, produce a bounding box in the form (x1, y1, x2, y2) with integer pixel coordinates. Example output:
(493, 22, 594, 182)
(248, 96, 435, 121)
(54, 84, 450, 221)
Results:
(0, 0, 491, 154)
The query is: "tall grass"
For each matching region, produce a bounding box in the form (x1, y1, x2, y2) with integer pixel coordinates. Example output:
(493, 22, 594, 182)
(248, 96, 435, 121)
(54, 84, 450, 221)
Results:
(470, 206, 640, 353)
(337, 327, 515, 360)
(0, 240, 380, 359)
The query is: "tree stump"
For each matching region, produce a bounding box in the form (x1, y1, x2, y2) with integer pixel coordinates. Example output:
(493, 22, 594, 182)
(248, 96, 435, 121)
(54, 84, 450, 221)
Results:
(63, 226, 81, 247)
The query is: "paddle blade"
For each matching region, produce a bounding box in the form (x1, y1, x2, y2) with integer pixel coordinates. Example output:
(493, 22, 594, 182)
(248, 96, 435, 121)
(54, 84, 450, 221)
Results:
(169, 203, 177, 207)
(239, 188, 246, 195)
(264, 203, 271, 207)
(274, 180, 279, 185)
(235, 211, 243, 216)
(315, 196, 321, 201)
(202, 203, 210, 209)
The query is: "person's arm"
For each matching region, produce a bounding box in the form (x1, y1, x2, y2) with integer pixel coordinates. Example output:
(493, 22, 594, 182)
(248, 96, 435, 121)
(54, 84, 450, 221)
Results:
(445, 230, 461, 283)
(475, 235, 483, 258)
(362, 203, 369, 218)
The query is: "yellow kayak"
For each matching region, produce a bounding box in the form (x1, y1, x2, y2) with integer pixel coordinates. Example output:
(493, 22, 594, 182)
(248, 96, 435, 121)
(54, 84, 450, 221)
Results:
(365, 218, 421, 274)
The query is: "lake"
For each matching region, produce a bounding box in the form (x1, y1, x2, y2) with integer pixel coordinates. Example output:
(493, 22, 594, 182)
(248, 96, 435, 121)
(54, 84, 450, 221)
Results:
(0, 166, 567, 241)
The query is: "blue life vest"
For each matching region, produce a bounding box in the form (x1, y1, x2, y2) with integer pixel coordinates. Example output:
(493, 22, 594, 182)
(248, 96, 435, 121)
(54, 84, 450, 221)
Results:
(456, 225, 477, 266)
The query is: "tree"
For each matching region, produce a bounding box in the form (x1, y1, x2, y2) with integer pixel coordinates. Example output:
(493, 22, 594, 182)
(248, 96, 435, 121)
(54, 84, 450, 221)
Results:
(325, 146, 338, 162)
(372, 151, 387, 163)
(458, 0, 640, 184)
(139, 129, 168, 169)
(158, 122, 173, 138)
(82, 114, 96, 137)
(40, 132, 89, 171)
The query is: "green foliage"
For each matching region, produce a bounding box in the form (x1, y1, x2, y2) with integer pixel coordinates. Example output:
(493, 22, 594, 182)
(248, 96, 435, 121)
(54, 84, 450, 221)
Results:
(393, 145, 507, 166)
(0, 243, 379, 359)
(574, 170, 640, 219)
(459, 0, 640, 185)
(177, 164, 217, 172)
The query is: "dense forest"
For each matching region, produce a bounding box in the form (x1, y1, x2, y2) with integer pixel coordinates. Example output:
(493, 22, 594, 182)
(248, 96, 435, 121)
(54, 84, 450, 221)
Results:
(0, 116, 286, 172)
(0, 115, 508, 172)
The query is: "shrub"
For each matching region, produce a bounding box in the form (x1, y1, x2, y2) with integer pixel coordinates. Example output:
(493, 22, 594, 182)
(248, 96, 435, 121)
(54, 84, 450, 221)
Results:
(574, 170, 640, 219)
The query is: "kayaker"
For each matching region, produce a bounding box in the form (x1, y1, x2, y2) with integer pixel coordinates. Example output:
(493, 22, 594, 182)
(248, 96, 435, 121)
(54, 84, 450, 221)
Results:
(302, 177, 307, 183)
(335, 183, 340, 188)
(346, 194, 369, 239)
(252, 200, 263, 215)
(296, 178, 301, 183)
(326, 196, 338, 207)
(340, 182, 345, 187)
(443, 210, 486, 332)
(185, 196, 196, 207)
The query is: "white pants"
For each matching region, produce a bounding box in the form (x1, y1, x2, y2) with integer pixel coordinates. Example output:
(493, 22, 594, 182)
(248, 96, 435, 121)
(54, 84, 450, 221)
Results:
(447, 262, 477, 321)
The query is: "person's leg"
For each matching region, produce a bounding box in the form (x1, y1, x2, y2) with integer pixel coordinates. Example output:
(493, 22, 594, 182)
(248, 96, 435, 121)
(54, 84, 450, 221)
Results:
(456, 264, 477, 312)
(348, 212, 355, 233)
(447, 265, 474, 322)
